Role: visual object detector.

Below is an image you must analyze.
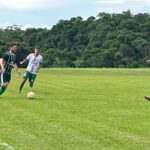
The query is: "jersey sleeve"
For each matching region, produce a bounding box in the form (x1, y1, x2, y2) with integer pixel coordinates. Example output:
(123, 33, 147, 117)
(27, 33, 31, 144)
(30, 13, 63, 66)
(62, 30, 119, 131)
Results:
(26, 54, 32, 60)
(2, 53, 9, 61)
(14, 55, 17, 64)
(40, 56, 43, 64)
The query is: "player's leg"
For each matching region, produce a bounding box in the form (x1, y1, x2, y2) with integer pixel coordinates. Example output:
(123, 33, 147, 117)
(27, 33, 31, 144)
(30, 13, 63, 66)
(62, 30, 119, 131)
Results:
(19, 71, 29, 93)
(29, 73, 36, 88)
(0, 74, 9, 95)
(0, 83, 8, 95)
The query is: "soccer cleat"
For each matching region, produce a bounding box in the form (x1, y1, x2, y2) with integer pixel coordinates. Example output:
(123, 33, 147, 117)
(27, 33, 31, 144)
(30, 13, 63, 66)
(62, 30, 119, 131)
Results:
(144, 96, 150, 101)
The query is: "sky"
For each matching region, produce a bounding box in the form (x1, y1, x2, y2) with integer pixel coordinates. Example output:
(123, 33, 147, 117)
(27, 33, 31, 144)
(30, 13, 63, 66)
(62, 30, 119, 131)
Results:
(0, 0, 150, 29)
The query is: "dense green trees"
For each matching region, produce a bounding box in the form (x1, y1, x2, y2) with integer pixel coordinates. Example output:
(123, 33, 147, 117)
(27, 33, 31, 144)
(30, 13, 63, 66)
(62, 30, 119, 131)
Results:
(0, 11, 150, 68)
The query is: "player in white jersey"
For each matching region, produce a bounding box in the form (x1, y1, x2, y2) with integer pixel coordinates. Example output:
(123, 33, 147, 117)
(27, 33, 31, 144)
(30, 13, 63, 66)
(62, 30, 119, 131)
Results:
(19, 47, 43, 93)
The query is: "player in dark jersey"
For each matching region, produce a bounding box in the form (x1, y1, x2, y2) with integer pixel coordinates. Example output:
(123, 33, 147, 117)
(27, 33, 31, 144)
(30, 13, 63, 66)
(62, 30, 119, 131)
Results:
(0, 43, 21, 96)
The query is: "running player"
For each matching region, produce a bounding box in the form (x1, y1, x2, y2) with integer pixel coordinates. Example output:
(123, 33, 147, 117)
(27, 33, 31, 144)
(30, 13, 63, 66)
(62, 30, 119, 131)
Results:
(19, 47, 43, 93)
(0, 43, 21, 95)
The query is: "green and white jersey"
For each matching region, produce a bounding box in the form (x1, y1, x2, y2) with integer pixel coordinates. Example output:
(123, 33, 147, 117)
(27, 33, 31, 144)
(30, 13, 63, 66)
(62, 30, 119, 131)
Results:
(2, 51, 16, 75)
(26, 53, 43, 74)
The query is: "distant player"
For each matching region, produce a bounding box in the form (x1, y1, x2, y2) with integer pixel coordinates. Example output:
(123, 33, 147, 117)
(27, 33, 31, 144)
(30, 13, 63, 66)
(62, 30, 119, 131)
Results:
(145, 59, 150, 101)
(19, 47, 43, 93)
(0, 43, 21, 95)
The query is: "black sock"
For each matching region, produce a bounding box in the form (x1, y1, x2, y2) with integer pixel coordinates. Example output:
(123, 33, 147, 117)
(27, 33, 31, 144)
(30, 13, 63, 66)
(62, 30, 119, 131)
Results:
(0, 86, 6, 95)
(19, 83, 25, 92)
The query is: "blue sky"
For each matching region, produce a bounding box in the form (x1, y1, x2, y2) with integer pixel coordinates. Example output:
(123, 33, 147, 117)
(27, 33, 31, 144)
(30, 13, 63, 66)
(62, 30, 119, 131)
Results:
(0, 0, 150, 29)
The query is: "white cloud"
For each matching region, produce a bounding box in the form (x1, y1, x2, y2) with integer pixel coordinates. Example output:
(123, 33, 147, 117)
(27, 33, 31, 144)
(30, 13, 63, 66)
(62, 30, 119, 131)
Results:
(0, 0, 45, 9)
(94, 0, 125, 5)
(20, 24, 33, 30)
(0, 23, 52, 30)
(0, 0, 149, 11)
(21, 24, 52, 30)
(0, 22, 13, 29)
(94, 0, 150, 6)
(94, 0, 150, 14)
(143, 0, 150, 5)
(0, 0, 76, 10)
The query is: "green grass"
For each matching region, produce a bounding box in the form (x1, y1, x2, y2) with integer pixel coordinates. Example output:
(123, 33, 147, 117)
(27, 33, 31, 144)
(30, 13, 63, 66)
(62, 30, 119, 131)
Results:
(0, 68, 150, 150)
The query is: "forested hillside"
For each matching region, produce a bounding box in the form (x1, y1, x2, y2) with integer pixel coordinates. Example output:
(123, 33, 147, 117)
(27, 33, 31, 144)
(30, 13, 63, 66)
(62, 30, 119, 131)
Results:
(0, 11, 150, 68)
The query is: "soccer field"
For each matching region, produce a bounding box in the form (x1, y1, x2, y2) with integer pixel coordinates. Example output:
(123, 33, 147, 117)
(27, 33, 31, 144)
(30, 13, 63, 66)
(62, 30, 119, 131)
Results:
(0, 68, 150, 150)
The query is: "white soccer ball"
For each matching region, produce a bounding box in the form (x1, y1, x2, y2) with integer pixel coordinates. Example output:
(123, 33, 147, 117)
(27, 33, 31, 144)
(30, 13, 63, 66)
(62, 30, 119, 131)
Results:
(27, 92, 36, 99)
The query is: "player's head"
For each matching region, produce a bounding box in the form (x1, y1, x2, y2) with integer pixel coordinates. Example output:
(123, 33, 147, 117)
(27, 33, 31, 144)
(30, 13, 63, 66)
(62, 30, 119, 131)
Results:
(9, 43, 17, 53)
(34, 46, 40, 56)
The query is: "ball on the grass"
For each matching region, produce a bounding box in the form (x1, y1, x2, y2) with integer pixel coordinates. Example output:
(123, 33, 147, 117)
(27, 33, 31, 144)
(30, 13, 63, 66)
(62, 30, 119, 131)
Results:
(27, 92, 36, 99)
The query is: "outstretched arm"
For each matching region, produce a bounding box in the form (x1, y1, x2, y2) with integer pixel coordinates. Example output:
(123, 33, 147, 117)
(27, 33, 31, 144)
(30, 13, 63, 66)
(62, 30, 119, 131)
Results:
(13, 63, 21, 76)
(20, 59, 28, 65)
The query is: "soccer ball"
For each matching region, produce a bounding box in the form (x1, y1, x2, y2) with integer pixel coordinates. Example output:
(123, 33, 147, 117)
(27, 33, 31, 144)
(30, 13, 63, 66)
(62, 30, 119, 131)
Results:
(27, 92, 36, 99)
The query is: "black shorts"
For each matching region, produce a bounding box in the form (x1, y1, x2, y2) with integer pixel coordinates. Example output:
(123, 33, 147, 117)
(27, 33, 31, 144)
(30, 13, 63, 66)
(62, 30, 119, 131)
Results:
(0, 73, 11, 84)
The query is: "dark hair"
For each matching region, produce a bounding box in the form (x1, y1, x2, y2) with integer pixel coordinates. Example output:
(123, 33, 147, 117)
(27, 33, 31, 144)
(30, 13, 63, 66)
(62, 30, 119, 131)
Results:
(35, 46, 40, 49)
(9, 42, 17, 47)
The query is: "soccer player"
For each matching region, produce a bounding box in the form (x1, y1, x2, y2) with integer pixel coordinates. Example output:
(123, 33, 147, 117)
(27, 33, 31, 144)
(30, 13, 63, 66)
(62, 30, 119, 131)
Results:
(0, 43, 21, 95)
(145, 59, 150, 101)
(19, 47, 43, 93)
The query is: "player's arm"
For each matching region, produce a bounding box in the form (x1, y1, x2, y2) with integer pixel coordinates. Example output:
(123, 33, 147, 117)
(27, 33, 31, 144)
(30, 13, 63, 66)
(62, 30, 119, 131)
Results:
(36, 57, 43, 73)
(0, 53, 9, 73)
(20, 54, 31, 65)
(20, 58, 28, 65)
(146, 59, 150, 65)
(37, 63, 43, 73)
(0, 58, 5, 73)
(13, 63, 21, 76)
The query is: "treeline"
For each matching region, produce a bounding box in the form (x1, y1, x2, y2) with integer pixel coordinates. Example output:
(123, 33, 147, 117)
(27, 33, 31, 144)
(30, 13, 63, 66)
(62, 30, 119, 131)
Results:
(0, 10, 150, 68)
